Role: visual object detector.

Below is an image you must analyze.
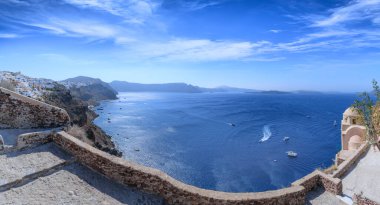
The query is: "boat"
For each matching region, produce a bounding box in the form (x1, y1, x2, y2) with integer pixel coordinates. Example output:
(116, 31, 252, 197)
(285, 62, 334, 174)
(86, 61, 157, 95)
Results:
(334, 120, 338, 126)
(228, 123, 236, 127)
(283, 137, 290, 141)
(286, 151, 298, 157)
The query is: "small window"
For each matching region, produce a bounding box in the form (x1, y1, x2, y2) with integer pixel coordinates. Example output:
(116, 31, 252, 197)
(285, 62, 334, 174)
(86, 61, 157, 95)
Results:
(352, 119, 356, 124)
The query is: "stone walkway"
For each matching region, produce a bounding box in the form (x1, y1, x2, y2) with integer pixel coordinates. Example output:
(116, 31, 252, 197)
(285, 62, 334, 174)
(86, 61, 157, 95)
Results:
(306, 187, 346, 205)
(342, 147, 380, 203)
(0, 143, 166, 205)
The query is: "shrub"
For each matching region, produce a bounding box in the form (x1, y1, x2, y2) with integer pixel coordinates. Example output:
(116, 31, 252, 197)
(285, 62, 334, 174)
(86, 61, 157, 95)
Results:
(67, 125, 93, 145)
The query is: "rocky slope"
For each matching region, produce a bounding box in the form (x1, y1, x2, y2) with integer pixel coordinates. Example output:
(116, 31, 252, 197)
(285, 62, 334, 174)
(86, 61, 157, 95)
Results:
(0, 71, 121, 156)
(61, 76, 117, 105)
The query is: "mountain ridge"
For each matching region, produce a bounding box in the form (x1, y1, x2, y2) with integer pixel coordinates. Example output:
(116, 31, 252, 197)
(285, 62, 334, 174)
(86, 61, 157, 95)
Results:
(109, 80, 257, 93)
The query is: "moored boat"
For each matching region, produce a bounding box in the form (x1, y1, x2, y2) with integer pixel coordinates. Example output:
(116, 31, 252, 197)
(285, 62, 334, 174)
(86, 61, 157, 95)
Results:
(286, 151, 298, 157)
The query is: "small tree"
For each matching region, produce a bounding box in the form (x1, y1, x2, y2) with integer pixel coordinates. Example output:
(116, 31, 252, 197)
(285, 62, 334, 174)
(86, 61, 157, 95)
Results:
(353, 80, 380, 150)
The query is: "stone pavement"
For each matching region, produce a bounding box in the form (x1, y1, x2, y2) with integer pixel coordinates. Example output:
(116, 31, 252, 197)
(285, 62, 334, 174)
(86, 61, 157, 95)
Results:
(0, 143, 166, 205)
(342, 147, 380, 203)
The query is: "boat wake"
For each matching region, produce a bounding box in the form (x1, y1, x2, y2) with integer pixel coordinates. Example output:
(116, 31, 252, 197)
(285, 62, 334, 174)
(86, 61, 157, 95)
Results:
(259, 125, 272, 142)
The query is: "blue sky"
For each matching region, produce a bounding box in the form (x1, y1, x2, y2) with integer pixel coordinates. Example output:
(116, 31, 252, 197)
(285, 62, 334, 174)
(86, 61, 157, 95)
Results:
(0, 0, 380, 92)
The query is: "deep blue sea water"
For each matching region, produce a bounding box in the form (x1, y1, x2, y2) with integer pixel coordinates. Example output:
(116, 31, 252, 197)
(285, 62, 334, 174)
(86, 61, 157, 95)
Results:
(94, 92, 356, 192)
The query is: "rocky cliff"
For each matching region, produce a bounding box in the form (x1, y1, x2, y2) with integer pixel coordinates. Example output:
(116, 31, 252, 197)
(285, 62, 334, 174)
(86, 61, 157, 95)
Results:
(0, 71, 121, 156)
(0, 87, 70, 128)
(43, 82, 121, 156)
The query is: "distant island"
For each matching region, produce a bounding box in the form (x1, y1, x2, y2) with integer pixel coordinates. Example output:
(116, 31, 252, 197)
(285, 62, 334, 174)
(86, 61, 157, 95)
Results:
(109, 81, 257, 93)
(258, 90, 292, 94)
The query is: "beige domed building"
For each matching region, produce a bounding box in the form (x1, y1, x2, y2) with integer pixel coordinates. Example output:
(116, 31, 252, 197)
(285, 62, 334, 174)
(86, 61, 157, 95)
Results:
(336, 107, 367, 165)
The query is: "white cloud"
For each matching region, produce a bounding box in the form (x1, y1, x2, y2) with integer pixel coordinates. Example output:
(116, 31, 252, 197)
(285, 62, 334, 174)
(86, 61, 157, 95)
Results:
(26, 18, 134, 42)
(312, 0, 380, 27)
(243, 57, 286, 62)
(63, 0, 157, 24)
(274, 0, 380, 54)
(0, 0, 30, 5)
(133, 39, 270, 61)
(2, 0, 380, 63)
(269, 30, 282, 33)
(0, 33, 19, 38)
(183, 1, 222, 11)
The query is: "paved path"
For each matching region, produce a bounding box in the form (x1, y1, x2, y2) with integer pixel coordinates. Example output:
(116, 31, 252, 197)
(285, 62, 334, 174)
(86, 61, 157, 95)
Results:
(0, 143, 71, 187)
(0, 143, 166, 205)
(306, 187, 346, 205)
(342, 147, 380, 203)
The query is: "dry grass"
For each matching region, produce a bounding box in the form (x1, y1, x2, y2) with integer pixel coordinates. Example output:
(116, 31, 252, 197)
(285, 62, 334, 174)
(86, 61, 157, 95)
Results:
(323, 164, 338, 174)
(67, 125, 93, 145)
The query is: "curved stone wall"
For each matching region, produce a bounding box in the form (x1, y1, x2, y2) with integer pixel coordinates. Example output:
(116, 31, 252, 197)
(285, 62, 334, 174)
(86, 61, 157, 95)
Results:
(52, 131, 344, 205)
(0, 88, 70, 128)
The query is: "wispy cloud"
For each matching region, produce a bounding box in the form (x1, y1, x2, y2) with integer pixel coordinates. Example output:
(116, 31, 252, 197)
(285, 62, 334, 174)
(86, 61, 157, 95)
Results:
(311, 0, 380, 27)
(0, 33, 19, 38)
(269, 30, 282, 33)
(266, 0, 380, 55)
(182, 0, 223, 11)
(34, 19, 117, 38)
(0, 0, 30, 5)
(1, 0, 380, 63)
(133, 39, 270, 61)
(63, 0, 158, 24)
(161, 0, 225, 11)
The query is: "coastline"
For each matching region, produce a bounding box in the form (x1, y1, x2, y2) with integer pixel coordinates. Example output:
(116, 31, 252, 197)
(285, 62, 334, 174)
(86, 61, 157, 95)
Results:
(88, 101, 122, 157)
(2, 86, 378, 204)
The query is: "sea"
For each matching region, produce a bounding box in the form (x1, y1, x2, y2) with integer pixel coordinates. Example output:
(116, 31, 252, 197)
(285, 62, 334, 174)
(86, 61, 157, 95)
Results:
(94, 92, 356, 192)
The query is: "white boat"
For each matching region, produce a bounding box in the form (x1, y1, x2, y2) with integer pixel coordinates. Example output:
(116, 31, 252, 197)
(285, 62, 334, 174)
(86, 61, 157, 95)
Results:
(286, 151, 298, 157)
(283, 137, 290, 141)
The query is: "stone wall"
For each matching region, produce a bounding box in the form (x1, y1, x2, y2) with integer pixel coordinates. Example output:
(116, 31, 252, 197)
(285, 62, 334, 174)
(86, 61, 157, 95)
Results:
(51, 131, 352, 205)
(318, 171, 342, 195)
(291, 170, 342, 195)
(53, 131, 307, 205)
(0, 88, 70, 128)
(291, 171, 320, 193)
(17, 131, 54, 149)
(354, 194, 380, 205)
(332, 143, 369, 178)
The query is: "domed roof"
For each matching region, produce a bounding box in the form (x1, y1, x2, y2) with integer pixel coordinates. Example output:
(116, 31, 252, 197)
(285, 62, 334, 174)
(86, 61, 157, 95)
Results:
(344, 107, 360, 117)
(349, 135, 363, 144)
